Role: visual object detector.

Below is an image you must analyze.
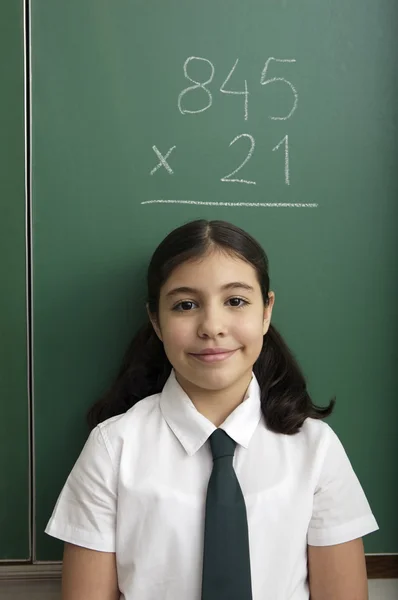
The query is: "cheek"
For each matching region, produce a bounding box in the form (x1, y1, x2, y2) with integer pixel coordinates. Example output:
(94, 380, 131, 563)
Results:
(162, 319, 193, 352)
(235, 317, 265, 357)
(237, 312, 264, 340)
(241, 318, 265, 359)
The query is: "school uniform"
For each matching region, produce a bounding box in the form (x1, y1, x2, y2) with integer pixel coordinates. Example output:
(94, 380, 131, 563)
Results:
(46, 369, 378, 599)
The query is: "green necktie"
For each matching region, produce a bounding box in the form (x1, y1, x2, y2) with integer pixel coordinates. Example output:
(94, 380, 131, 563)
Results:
(201, 428, 253, 600)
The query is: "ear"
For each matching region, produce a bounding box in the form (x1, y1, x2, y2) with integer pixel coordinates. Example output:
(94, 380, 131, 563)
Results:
(146, 304, 163, 341)
(263, 291, 275, 335)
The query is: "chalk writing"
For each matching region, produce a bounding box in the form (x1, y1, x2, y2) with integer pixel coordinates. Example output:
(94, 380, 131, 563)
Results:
(178, 57, 214, 115)
(260, 58, 298, 120)
(272, 135, 290, 185)
(221, 134, 256, 185)
(220, 59, 249, 121)
(178, 55, 298, 121)
(144, 55, 307, 206)
(150, 145, 176, 175)
(141, 200, 318, 208)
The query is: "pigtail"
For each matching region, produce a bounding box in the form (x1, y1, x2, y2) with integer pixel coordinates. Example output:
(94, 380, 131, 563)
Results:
(254, 324, 335, 434)
(87, 322, 171, 429)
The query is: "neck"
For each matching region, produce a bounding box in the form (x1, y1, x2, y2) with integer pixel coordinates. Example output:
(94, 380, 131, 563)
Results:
(175, 370, 253, 427)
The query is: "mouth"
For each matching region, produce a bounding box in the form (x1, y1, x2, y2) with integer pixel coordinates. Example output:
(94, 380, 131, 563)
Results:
(188, 349, 239, 363)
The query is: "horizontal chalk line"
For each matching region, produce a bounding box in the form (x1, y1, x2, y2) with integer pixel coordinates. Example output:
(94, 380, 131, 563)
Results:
(141, 200, 318, 208)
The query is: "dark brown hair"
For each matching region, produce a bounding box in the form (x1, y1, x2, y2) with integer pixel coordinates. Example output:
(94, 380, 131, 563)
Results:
(87, 219, 335, 433)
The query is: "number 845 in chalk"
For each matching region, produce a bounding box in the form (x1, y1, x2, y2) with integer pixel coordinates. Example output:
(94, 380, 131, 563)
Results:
(178, 56, 298, 122)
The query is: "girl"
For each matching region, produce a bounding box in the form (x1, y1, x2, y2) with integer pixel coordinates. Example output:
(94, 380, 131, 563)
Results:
(46, 219, 378, 600)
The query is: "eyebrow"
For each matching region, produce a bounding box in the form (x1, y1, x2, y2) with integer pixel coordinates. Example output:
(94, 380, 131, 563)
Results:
(165, 282, 255, 298)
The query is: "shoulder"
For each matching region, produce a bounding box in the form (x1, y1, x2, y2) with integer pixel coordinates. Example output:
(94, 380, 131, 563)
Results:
(94, 392, 162, 461)
(299, 417, 334, 446)
(277, 418, 337, 477)
(257, 418, 337, 479)
(300, 418, 350, 463)
(280, 417, 334, 456)
(299, 419, 360, 492)
(98, 391, 162, 438)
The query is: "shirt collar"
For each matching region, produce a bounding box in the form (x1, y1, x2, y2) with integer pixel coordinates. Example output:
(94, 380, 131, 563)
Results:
(159, 369, 263, 456)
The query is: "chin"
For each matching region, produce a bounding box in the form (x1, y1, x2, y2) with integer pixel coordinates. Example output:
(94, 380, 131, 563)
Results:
(185, 365, 248, 391)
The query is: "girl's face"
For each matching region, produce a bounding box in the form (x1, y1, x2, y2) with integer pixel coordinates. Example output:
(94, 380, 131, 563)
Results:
(150, 248, 275, 397)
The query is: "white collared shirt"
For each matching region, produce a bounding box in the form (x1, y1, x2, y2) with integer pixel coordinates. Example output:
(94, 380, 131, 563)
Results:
(46, 370, 378, 599)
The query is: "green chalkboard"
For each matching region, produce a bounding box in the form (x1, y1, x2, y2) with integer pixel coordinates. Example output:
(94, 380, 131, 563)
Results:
(31, 0, 398, 560)
(0, 0, 29, 560)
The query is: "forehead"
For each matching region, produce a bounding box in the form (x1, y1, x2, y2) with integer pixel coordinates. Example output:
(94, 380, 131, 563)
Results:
(162, 251, 259, 291)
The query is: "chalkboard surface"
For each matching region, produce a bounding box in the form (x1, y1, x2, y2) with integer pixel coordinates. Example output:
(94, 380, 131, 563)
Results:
(0, 0, 29, 560)
(31, 0, 398, 560)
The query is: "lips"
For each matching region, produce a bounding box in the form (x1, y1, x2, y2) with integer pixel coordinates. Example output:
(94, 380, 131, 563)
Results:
(189, 348, 239, 363)
(196, 348, 236, 355)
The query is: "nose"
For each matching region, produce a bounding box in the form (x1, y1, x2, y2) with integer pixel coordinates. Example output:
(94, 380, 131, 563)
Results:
(197, 305, 227, 339)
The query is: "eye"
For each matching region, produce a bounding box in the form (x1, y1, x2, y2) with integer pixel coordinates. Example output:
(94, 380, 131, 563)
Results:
(172, 300, 198, 312)
(227, 297, 249, 308)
